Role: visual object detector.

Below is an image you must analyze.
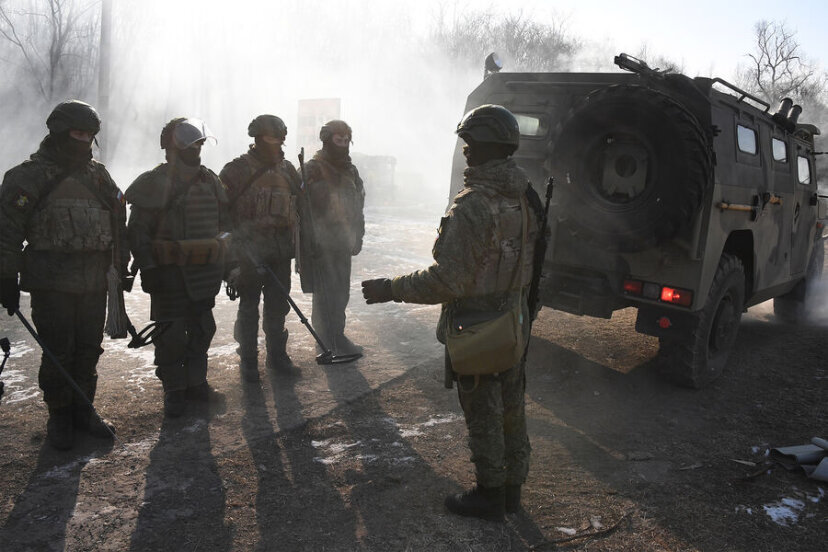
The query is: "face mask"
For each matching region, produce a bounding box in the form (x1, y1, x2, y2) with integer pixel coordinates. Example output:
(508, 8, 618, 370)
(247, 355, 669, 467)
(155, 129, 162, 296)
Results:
(254, 136, 283, 160)
(178, 145, 202, 166)
(325, 142, 349, 159)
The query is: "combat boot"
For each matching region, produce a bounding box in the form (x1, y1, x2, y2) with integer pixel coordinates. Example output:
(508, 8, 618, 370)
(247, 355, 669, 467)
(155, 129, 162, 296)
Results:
(73, 404, 116, 440)
(46, 407, 74, 450)
(164, 389, 187, 418)
(334, 334, 363, 355)
(187, 382, 225, 403)
(444, 485, 505, 522)
(267, 352, 300, 376)
(240, 356, 260, 383)
(505, 484, 522, 513)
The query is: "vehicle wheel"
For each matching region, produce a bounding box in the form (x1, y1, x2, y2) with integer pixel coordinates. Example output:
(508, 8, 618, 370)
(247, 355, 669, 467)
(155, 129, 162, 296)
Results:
(773, 239, 825, 323)
(550, 84, 712, 252)
(658, 254, 745, 388)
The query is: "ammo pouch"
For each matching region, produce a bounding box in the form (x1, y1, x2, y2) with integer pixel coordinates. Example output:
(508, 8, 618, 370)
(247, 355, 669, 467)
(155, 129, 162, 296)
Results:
(445, 294, 525, 379)
(152, 232, 230, 266)
(253, 188, 297, 229)
(444, 195, 529, 389)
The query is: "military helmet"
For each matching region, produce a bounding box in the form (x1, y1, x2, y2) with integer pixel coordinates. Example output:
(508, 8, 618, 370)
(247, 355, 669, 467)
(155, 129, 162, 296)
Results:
(456, 104, 520, 147)
(160, 117, 215, 150)
(46, 100, 101, 135)
(248, 114, 287, 139)
(319, 119, 352, 143)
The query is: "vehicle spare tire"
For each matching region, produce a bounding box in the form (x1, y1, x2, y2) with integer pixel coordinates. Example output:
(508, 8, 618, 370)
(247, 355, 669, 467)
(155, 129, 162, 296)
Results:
(549, 84, 712, 252)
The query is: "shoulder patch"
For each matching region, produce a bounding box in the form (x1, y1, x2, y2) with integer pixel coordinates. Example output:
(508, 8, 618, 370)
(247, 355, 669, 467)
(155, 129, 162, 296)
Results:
(14, 193, 30, 208)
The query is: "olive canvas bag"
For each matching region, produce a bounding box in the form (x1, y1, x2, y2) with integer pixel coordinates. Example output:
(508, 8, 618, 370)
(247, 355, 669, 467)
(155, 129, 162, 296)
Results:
(445, 195, 528, 379)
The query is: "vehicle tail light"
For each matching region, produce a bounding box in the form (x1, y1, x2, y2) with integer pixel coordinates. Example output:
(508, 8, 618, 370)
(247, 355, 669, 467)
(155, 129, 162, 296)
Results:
(623, 279, 643, 295)
(661, 286, 693, 307)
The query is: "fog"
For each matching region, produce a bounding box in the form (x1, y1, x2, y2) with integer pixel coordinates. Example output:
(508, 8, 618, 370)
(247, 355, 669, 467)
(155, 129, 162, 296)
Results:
(13, 0, 495, 207)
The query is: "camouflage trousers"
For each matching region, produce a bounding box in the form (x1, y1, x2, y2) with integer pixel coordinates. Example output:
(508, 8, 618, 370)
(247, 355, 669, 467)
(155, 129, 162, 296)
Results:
(311, 247, 352, 346)
(456, 355, 530, 488)
(30, 290, 107, 409)
(152, 303, 216, 392)
(233, 257, 291, 360)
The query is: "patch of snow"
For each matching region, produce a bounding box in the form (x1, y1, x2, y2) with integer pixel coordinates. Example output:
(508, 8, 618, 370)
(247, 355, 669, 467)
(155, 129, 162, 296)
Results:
(763, 497, 805, 526)
(8, 340, 35, 358)
(208, 343, 238, 358)
(0, 368, 40, 403)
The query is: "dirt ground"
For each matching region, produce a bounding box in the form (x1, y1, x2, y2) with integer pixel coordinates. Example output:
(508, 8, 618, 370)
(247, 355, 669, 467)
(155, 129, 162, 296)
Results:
(0, 209, 826, 551)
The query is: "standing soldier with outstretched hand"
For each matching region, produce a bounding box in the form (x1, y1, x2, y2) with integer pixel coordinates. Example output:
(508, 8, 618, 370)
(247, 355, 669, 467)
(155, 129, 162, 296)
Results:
(221, 115, 302, 381)
(0, 100, 128, 450)
(302, 120, 365, 355)
(362, 105, 540, 521)
(125, 118, 229, 418)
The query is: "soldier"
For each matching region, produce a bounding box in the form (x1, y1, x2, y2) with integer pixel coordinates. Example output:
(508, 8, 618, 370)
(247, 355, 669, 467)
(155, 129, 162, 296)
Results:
(362, 105, 539, 521)
(302, 120, 365, 355)
(125, 117, 229, 418)
(221, 115, 301, 381)
(0, 100, 128, 450)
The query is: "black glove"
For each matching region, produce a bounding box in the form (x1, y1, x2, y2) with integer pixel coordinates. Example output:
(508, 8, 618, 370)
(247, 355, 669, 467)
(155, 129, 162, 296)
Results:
(0, 277, 20, 316)
(121, 274, 135, 293)
(361, 278, 393, 304)
(139, 267, 162, 294)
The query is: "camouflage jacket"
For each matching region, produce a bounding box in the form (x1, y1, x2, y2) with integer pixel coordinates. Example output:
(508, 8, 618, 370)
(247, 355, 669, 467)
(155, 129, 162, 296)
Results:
(125, 161, 228, 305)
(0, 137, 128, 293)
(390, 158, 539, 341)
(221, 147, 300, 262)
(304, 149, 365, 252)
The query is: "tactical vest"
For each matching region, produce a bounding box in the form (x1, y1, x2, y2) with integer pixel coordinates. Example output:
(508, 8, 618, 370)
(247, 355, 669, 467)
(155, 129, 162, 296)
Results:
(317, 162, 360, 227)
(234, 156, 297, 230)
(27, 173, 114, 252)
(466, 189, 537, 297)
(152, 170, 225, 301)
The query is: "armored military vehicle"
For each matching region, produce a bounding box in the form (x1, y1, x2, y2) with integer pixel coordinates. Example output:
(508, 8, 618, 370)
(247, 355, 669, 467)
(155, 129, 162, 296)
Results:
(450, 53, 827, 387)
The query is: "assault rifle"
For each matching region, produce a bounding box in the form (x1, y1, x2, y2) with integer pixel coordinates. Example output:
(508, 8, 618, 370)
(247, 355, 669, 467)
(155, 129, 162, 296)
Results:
(526, 177, 554, 332)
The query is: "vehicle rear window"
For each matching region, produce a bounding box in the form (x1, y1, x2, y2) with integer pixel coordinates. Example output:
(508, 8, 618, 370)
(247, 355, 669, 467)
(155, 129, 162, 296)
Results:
(772, 138, 788, 162)
(797, 156, 811, 185)
(514, 114, 548, 137)
(737, 125, 757, 155)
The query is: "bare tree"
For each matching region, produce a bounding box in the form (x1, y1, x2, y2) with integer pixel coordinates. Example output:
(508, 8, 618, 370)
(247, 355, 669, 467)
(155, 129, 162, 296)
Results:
(635, 43, 684, 74)
(430, 8, 579, 72)
(0, 0, 99, 104)
(737, 20, 825, 104)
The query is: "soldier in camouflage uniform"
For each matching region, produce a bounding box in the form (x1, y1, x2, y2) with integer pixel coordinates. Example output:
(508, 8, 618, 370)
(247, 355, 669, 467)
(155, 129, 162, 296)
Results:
(125, 118, 228, 418)
(362, 105, 539, 521)
(302, 120, 365, 355)
(221, 115, 301, 381)
(0, 100, 128, 450)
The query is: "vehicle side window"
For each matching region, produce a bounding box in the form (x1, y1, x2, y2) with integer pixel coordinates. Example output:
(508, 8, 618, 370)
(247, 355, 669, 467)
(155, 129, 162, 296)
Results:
(737, 125, 757, 155)
(514, 113, 548, 138)
(797, 156, 811, 185)
(772, 138, 788, 162)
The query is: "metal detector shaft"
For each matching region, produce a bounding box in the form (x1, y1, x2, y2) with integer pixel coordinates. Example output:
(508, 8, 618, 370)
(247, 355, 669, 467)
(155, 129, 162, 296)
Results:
(0, 337, 9, 401)
(14, 310, 120, 443)
(243, 249, 361, 364)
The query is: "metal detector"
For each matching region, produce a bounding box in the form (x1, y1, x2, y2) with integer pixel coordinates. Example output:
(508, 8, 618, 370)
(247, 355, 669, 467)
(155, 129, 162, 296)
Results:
(242, 249, 362, 365)
(125, 317, 172, 349)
